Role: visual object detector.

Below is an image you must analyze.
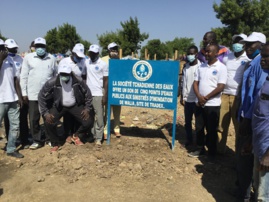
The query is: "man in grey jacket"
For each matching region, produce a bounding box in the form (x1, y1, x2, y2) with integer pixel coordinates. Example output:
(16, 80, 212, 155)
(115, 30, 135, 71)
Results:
(38, 63, 93, 152)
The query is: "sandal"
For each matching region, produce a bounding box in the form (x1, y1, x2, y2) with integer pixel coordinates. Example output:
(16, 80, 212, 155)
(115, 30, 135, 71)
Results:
(71, 136, 84, 146)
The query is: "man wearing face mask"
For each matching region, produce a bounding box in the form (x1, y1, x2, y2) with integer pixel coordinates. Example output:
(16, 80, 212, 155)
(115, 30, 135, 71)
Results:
(3, 39, 31, 149)
(236, 32, 267, 201)
(197, 31, 230, 64)
(217, 34, 250, 155)
(38, 63, 93, 152)
(103, 42, 122, 139)
(58, 43, 86, 143)
(20, 37, 57, 150)
(180, 45, 200, 147)
(85, 44, 108, 147)
(0, 39, 24, 158)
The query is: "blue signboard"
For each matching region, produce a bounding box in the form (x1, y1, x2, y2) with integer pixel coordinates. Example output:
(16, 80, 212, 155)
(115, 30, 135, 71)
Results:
(107, 60, 179, 150)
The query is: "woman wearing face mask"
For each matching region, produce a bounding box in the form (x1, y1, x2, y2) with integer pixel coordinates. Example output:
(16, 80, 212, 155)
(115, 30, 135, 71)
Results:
(20, 37, 57, 150)
(58, 43, 87, 144)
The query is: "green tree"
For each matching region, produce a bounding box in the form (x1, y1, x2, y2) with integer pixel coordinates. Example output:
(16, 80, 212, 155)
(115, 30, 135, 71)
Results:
(140, 39, 169, 60)
(213, 0, 269, 47)
(0, 31, 7, 41)
(44, 23, 91, 54)
(119, 17, 149, 56)
(97, 17, 149, 57)
(165, 37, 195, 57)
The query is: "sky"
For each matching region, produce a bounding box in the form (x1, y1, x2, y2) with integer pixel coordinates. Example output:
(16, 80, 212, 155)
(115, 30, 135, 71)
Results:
(0, 0, 223, 53)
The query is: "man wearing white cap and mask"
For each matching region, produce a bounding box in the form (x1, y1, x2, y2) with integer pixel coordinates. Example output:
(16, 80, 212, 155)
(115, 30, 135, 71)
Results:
(236, 32, 267, 201)
(20, 37, 57, 149)
(86, 44, 108, 147)
(217, 34, 251, 154)
(38, 63, 93, 151)
(58, 43, 86, 143)
(4, 39, 30, 148)
(103, 42, 121, 139)
(0, 39, 24, 158)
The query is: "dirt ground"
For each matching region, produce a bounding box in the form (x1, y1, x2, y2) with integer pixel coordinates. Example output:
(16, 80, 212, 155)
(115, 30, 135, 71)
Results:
(0, 100, 239, 202)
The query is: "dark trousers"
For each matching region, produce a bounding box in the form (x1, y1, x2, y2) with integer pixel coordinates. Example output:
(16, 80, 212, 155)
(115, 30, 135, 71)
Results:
(236, 120, 253, 200)
(44, 105, 93, 146)
(184, 102, 196, 143)
(195, 105, 220, 156)
(63, 113, 81, 137)
(4, 104, 30, 144)
(29, 101, 43, 143)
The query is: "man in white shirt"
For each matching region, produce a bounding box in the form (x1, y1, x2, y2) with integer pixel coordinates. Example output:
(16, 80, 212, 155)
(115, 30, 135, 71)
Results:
(0, 39, 24, 158)
(189, 43, 227, 162)
(103, 42, 122, 139)
(180, 45, 200, 147)
(59, 43, 86, 143)
(4, 39, 30, 148)
(217, 34, 251, 154)
(20, 37, 57, 149)
(85, 44, 108, 147)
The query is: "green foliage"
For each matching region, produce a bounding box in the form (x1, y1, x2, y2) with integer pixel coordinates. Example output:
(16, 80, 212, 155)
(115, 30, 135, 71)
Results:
(0, 31, 7, 41)
(213, 0, 269, 47)
(141, 39, 169, 60)
(165, 37, 195, 57)
(97, 17, 149, 57)
(44, 23, 91, 54)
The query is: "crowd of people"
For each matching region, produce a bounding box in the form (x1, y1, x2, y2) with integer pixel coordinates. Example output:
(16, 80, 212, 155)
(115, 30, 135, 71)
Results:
(180, 31, 269, 201)
(0, 30, 268, 201)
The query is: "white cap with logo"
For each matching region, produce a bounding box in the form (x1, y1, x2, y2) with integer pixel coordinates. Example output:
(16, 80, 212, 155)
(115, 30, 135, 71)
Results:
(89, 44, 100, 53)
(72, 43, 85, 58)
(58, 62, 72, 74)
(34, 37, 46, 45)
(241, 32, 266, 44)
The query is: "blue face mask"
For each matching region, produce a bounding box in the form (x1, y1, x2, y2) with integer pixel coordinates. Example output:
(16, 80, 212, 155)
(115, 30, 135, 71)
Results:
(251, 49, 260, 59)
(60, 75, 70, 82)
(232, 43, 244, 53)
(73, 56, 82, 63)
(36, 47, 46, 56)
(187, 55, 196, 63)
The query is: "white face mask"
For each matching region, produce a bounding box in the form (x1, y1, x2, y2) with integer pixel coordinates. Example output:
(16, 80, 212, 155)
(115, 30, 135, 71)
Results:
(187, 54, 196, 63)
(60, 75, 70, 82)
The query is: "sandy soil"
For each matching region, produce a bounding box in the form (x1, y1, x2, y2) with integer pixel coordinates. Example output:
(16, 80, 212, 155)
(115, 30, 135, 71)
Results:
(0, 101, 239, 202)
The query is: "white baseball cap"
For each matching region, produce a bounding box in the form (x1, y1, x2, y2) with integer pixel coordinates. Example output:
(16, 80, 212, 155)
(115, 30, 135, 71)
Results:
(108, 42, 118, 50)
(241, 32, 266, 44)
(34, 37, 46, 45)
(232, 34, 247, 41)
(89, 44, 100, 53)
(0, 39, 4, 45)
(58, 62, 72, 74)
(72, 43, 85, 58)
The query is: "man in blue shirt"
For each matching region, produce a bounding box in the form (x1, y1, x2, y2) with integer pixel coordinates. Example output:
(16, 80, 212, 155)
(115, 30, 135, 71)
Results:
(252, 42, 269, 202)
(236, 32, 267, 201)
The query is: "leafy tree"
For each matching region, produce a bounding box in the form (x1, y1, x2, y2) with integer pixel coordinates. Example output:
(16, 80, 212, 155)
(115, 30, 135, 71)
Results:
(165, 37, 195, 57)
(213, 0, 269, 47)
(0, 31, 7, 41)
(44, 23, 91, 54)
(97, 17, 149, 56)
(119, 17, 149, 56)
(140, 39, 169, 60)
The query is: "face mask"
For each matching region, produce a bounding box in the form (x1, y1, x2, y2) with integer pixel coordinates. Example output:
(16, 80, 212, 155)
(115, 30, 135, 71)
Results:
(90, 55, 99, 63)
(109, 51, 119, 59)
(60, 75, 70, 82)
(187, 55, 196, 63)
(251, 49, 260, 59)
(232, 43, 244, 53)
(36, 47, 46, 56)
(8, 53, 16, 57)
(73, 56, 82, 63)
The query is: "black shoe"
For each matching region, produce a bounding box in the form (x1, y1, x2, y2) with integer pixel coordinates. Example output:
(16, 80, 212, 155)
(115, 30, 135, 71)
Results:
(7, 151, 24, 158)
